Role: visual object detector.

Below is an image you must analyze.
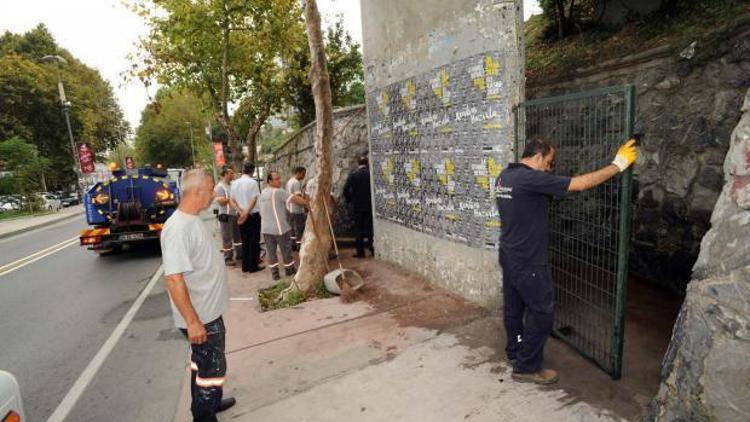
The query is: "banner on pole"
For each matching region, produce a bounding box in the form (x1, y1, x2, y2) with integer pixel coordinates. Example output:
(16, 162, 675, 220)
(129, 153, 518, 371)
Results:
(77, 143, 95, 174)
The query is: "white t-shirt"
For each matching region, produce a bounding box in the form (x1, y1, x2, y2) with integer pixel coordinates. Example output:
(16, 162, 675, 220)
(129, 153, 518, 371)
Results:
(230, 175, 260, 214)
(160, 210, 229, 329)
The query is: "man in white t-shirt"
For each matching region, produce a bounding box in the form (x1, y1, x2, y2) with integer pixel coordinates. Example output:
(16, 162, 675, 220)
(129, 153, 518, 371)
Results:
(261, 170, 308, 280)
(230, 162, 264, 273)
(161, 168, 235, 421)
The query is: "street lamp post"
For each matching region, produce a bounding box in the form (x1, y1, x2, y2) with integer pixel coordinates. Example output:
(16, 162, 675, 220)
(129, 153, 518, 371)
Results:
(42, 55, 82, 199)
(186, 121, 196, 168)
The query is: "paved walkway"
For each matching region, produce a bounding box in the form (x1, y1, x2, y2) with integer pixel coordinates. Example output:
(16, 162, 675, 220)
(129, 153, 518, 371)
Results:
(0, 206, 84, 239)
(172, 245, 662, 421)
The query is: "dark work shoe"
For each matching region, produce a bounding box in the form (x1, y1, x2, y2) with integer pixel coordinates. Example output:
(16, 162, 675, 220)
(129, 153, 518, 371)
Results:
(271, 268, 280, 281)
(216, 397, 236, 413)
(249, 266, 266, 273)
(353, 253, 366, 258)
(285, 265, 297, 277)
(512, 369, 559, 385)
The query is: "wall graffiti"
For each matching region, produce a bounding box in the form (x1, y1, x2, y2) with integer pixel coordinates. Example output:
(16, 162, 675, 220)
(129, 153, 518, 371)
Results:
(368, 51, 514, 249)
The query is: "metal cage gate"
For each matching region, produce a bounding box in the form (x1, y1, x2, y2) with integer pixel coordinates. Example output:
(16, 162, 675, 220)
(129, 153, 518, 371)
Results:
(514, 85, 635, 379)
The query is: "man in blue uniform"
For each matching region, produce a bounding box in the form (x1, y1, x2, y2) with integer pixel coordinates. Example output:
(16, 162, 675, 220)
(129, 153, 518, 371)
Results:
(496, 137, 637, 384)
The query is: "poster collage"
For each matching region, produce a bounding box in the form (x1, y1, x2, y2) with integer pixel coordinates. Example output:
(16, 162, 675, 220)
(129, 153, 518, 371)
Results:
(367, 51, 515, 250)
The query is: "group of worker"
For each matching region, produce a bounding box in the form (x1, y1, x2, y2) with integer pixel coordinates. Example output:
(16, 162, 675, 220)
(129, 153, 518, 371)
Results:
(158, 138, 637, 421)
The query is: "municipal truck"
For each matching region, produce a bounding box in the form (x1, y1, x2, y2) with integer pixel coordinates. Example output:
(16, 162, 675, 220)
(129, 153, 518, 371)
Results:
(79, 164, 180, 254)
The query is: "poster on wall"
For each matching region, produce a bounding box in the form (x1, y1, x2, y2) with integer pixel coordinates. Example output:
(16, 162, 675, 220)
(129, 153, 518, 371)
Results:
(77, 143, 95, 174)
(367, 51, 511, 249)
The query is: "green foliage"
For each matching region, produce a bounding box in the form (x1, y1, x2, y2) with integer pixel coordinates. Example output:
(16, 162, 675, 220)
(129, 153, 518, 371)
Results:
(257, 279, 333, 311)
(0, 137, 48, 202)
(128, 0, 304, 163)
(258, 123, 289, 155)
(285, 16, 365, 127)
(134, 88, 211, 168)
(527, 0, 749, 80)
(0, 24, 128, 190)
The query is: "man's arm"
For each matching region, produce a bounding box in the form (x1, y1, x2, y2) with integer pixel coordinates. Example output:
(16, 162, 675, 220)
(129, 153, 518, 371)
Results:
(568, 140, 638, 192)
(216, 196, 230, 207)
(289, 194, 308, 206)
(163, 273, 207, 344)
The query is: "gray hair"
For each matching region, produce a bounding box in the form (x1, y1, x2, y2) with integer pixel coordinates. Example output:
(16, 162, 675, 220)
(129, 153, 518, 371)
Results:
(181, 168, 209, 195)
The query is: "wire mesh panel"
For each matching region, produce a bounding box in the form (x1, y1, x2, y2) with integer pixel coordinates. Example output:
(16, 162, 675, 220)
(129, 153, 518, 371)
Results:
(515, 85, 634, 379)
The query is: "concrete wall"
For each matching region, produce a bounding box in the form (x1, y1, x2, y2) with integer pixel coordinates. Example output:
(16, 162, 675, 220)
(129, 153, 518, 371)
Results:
(361, 0, 524, 309)
(264, 105, 368, 236)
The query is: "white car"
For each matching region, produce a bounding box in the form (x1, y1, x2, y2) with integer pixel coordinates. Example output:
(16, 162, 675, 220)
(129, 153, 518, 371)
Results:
(40, 194, 62, 211)
(0, 370, 24, 422)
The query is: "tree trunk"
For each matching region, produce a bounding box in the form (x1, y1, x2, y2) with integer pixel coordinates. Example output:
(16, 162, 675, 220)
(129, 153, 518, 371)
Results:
(221, 0, 241, 168)
(244, 106, 271, 164)
(294, 0, 334, 296)
(555, 0, 566, 39)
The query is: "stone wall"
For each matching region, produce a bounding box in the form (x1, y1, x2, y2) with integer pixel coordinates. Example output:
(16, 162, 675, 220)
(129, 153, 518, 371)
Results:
(361, 0, 524, 309)
(264, 105, 368, 236)
(527, 16, 750, 292)
(648, 87, 750, 422)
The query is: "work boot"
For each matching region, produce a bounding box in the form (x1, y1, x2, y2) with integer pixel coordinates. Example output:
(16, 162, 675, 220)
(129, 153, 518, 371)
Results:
(511, 369, 559, 385)
(216, 397, 236, 413)
(271, 267, 280, 281)
(285, 265, 297, 277)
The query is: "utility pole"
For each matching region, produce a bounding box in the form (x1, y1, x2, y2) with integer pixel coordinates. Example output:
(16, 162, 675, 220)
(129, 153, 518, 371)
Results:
(186, 121, 196, 167)
(42, 55, 82, 199)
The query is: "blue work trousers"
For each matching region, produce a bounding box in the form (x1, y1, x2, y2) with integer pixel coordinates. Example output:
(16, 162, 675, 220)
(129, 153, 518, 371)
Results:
(180, 317, 227, 422)
(499, 250, 555, 374)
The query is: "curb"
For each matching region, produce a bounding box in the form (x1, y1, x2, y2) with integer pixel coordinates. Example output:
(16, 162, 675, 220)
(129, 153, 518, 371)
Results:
(0, 211, 84, 240)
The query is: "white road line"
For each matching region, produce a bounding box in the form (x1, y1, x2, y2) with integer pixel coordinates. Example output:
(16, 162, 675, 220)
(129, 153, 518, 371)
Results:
(0, 236, 79, 277)
(230, 296, 255, 301)
(47, 265, 165, 422)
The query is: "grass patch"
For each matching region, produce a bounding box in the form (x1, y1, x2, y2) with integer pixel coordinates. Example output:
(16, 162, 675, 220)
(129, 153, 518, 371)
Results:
(258, 279, 334, 311)
(526, 1, 750, 81)
(0, 209, 52, 221)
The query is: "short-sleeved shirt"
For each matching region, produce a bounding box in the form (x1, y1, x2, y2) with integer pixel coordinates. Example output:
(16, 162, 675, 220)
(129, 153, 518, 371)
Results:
(214, 181, 235, 216)
(286, 177, 305, 214)
(230, 175, 260, 214)
(495, 163, 571, 268)
(160, 210, 229, 329)
(260, 188, 293, 235)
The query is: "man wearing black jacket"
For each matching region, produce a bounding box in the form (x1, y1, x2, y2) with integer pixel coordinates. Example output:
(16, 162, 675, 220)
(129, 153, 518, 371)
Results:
(344, 156, 374, 258)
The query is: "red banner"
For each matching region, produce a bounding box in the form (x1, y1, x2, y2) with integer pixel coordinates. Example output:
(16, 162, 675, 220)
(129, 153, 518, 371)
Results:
(125, 156, 135, 169)
(77, 143, 95, 174)
(213, 142, 226, 167)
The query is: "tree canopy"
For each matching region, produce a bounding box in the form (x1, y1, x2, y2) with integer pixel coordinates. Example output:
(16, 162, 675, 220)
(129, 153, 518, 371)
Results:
(134, 88, 212, 168)
(128, 0, 304, 166)
(285, 16, 365, 127)
(0, 24, 128, 191)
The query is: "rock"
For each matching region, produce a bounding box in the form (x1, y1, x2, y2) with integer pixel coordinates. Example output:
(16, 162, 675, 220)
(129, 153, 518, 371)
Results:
(655, 75, 681, 90)
(663, 151, 698, 197)
(652, 88, 750, 422)
(696, 166, 724, 191)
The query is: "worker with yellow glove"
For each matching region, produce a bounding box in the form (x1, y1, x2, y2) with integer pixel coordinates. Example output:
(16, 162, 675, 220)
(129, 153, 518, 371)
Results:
(494, 137, 637, 385)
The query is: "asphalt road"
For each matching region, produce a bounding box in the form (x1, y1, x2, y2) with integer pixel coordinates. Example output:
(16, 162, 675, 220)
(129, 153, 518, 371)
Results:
(0, 216, 186, 421)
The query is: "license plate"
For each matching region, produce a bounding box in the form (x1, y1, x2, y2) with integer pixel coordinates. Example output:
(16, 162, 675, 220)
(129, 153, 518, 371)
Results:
(119, 233, 144, 241)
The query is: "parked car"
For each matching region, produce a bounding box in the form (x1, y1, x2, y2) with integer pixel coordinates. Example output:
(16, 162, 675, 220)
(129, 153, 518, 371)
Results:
(0, 370, 24, 422)
(60, 193, 80, 207)
(39, 193, 61, 211)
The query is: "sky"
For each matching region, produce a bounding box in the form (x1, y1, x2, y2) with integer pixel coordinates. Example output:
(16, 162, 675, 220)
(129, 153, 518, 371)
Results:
(0, 0, 542, 134)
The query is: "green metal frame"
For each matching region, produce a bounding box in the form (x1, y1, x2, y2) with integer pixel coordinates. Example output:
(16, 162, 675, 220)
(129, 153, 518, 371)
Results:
(514, 85, 635, 379)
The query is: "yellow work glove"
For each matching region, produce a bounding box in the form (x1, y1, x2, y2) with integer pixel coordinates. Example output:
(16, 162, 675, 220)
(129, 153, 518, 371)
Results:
(612, 139, 638, 172)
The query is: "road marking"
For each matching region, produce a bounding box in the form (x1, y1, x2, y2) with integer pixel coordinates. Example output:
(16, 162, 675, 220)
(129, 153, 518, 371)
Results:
(47, 265, 165, 422)
(0, 236, 79, 277)
(230, 296, 255, 301)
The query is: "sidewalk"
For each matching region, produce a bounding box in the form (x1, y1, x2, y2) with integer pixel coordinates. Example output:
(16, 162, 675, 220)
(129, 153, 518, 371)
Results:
(173, 245, 662, 422)
(0, 205, 84, 239)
